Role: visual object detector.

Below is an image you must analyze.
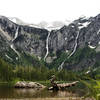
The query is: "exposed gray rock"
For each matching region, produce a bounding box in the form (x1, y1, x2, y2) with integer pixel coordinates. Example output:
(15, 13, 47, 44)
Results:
(0, 16, 48, 58)
(1, 14, 100, 70)
(14, 81, 46, 89)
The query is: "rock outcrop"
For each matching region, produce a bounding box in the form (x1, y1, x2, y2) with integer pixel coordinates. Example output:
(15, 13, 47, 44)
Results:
(14, 81, 46, 89)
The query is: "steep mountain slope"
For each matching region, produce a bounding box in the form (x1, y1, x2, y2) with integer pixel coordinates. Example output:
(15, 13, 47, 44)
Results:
(0, 14, 100, 70)
(47, 14, 100, 70)
(0, 16, 48, 66)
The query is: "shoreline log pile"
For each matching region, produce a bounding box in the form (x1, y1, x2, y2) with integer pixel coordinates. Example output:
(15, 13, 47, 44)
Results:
(48, 81, 79, 90)
(49, 75, 79, 90)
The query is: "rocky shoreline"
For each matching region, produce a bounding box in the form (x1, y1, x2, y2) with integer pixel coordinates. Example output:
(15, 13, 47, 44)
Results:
(14, 81, 46, 89)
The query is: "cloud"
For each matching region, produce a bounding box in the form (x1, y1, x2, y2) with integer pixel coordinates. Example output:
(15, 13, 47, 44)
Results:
(0, 0, 100, 23)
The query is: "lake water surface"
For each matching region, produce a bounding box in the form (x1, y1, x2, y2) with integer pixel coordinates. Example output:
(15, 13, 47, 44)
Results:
(0, 83, 91, 100)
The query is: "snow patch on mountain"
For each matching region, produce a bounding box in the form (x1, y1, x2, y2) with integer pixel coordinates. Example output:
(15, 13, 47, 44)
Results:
(88, 42, 96, 49)
(8, 17, 72, 31)
(78, 21, 91, 29)
(85, 70, 91, 74)
(8, 17, 26, 25)
(78, 25, 84, 29)
(88, 45, 96, 49)
(82, 22, 91, 27)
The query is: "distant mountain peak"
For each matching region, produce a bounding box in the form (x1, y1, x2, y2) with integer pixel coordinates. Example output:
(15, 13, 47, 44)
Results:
(0, 14, 100, 71)
(8, 16, 72, 31)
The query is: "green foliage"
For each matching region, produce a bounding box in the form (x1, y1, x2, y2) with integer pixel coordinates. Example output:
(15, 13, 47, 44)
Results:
(67, 46, 96, 64)
(48, 51, 68, 68)
(56, 70, 77, 81)
(0, 57, 14, 81)
(14, 66, 77, 81)
(18, 52, 39, 66)
(0, 57, 78, 82)
(94, 60, 100, 68)
(81, 78, 100, 100)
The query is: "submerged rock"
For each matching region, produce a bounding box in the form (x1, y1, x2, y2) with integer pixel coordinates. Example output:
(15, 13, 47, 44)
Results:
(14, 81, 46, 89)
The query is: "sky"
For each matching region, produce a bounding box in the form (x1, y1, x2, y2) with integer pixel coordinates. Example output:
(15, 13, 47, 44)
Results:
(0, 0, 100, 24)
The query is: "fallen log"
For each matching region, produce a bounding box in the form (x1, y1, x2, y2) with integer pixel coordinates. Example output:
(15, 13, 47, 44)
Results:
(48, 81, 79, 90)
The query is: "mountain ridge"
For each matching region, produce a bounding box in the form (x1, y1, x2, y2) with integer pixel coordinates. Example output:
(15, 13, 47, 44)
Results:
(8, 16, 70, 31)
(0, 14, 100, 71)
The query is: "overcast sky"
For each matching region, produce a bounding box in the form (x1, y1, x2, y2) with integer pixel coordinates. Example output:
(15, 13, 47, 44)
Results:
(0, 0, 100, 24)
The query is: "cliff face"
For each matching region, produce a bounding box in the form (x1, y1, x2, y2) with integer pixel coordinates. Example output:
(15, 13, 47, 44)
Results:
(0, 16, 48, 59)
(49, 14, 100, 54)
(0, 14, 100, 70)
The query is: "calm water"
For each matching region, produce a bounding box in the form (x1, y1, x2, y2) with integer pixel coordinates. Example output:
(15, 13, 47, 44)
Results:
(0, 83, 87, 99)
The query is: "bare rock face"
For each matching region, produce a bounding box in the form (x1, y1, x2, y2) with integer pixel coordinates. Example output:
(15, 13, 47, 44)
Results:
(1, 14, 100, 70)
(0, 16, 48, 57)
(14, 81, 46, 89)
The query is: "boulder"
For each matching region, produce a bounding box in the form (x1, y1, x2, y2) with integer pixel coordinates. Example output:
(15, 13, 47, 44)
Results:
(27, 82, 37, 88)
(14, 81, 46, 89)
(14, 81, 27, 88)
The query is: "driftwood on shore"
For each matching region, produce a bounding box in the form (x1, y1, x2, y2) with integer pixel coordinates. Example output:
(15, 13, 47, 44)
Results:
(49, 75, 79, 90)
(48, 81, 79, 90)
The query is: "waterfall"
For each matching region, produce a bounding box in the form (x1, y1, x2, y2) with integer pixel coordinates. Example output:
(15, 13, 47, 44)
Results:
(12, 27, 19, 41)
(5, 54, 13, 61)
(44, 31, 51, 61)
(67, 31, 80, 58)
(10, 44, 20, 57)
(58, 60, 66, 70)
(10, 27, 20, 57)
(14, 27, 19, 40)
(97, 29, 100, 35)
(58, 30, 80, 70)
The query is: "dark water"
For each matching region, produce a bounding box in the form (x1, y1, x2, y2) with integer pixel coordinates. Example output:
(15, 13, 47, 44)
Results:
(0, 83, 87, 99)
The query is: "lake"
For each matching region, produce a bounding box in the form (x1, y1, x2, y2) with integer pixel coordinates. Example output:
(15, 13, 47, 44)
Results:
(0, 83, 93, 100)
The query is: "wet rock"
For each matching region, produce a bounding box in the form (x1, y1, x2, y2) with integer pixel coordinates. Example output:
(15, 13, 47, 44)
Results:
(14, 81, 27, 88)
(14, 81, 46, 89)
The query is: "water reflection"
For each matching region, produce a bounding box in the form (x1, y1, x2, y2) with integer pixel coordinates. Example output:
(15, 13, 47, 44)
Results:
(14, 89, 79, 98)
(57, 91, 78, 97)
(0, 83, 85, 99)
(0, 88, 82, 98)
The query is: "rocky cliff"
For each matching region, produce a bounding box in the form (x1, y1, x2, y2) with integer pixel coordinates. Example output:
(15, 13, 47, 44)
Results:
(0, 14, 100, 71)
